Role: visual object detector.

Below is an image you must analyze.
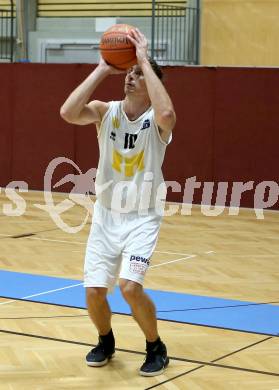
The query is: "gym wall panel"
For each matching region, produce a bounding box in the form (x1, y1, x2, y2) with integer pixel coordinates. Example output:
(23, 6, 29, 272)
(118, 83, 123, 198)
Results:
(0, 63, 278, 209)
(12, 64, 77, 192)
(0, 64, 13, 186)
(214, 68, 279, 209)
(163, 67, 215, 205)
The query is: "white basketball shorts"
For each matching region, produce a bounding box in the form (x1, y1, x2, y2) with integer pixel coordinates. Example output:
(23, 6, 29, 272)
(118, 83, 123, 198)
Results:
(84, 200, 162, 291)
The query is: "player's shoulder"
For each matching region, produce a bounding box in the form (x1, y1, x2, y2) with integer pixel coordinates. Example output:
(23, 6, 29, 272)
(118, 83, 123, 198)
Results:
(87, 100, 110, 119)
(89, 100, 123, 115)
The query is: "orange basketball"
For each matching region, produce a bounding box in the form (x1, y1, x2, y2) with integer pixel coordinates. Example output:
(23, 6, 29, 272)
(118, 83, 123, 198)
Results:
(100, 24, 137, 70)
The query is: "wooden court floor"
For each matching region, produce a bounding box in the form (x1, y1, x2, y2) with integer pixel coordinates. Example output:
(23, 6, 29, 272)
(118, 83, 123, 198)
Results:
(0, 191, 278, 389)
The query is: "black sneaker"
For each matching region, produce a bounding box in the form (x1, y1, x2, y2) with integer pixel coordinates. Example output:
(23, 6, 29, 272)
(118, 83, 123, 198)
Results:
(86, 338, 115, 367)
(139, 341, 169, 376)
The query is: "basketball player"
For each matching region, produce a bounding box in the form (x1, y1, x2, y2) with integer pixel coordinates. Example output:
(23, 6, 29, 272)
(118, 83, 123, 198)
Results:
(60, 28, 176, 376)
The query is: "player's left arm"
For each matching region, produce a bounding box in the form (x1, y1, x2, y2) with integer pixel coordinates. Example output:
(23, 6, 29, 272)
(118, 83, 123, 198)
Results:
(128, 28, 176, 143)
(141, 59, 176, 143)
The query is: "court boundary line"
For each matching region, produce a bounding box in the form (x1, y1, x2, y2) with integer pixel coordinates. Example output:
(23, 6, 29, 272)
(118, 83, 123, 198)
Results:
(1, 303, 279, 320)
(210, 336, 273, 362)
(145, 336, 275, 389)
(25, 236, 194, 257)
(0, 296, 278, 337)
(150, 255, 196, 268)
(1, 268, 278, 313)
(0, 328, 278, 380)
(0, 252, 196, 305)
(156, 300, 279, 313)
(145, 365, 205, 389)
(0, 233, 195, 257)
(0, 283, 83, 306)
(0, 314, 88, 320)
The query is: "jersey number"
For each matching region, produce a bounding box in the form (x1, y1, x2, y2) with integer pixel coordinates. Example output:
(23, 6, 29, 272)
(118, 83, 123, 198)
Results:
(124, 133, 138, 149)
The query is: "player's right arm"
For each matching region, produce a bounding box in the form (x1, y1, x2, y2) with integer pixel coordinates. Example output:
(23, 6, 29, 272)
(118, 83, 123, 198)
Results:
(60, 58, 122, 126)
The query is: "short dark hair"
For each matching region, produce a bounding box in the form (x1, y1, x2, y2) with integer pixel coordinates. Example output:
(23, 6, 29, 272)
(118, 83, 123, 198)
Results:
(148, 57, 163, 80)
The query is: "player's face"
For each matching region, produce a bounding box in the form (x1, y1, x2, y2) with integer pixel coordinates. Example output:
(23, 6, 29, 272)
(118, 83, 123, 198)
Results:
(124, 65, 148, 96)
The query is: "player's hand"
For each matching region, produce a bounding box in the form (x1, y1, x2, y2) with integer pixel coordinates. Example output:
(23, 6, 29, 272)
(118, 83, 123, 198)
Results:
(127, 28, 148, 65)
(97, 56, 125, 75)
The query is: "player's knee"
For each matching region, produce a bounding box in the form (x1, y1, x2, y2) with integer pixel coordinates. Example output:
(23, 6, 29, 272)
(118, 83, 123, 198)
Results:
(86, 287, 107, 303)
(119, 280, 143, 303)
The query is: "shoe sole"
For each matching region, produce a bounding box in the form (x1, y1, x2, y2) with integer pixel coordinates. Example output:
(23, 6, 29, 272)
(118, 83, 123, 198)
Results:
(139, 357, 169, 377)
(86, 353, 115, 367)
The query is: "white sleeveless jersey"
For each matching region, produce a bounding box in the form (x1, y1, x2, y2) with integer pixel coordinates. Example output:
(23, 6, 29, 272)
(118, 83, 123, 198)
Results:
(95, 101, 171, 213)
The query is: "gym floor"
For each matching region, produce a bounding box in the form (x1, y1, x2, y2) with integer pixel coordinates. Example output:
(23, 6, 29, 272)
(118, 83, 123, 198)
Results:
(0, 191, 278, 389)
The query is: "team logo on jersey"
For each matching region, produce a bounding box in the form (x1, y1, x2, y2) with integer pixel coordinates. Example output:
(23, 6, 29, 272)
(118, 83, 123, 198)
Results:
(140, 119, 150, 130)
(110, 131, 116, 141)
(112, 116, 120, 129)
(112, 148, 144, 177)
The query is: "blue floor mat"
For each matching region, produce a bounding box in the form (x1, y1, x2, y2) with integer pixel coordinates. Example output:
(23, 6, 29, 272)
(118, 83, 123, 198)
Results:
(0, 270, 278, 336)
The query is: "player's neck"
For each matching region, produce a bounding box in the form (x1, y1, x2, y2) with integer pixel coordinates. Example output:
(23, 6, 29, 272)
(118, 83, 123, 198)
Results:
(123, 96, 151, 121)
